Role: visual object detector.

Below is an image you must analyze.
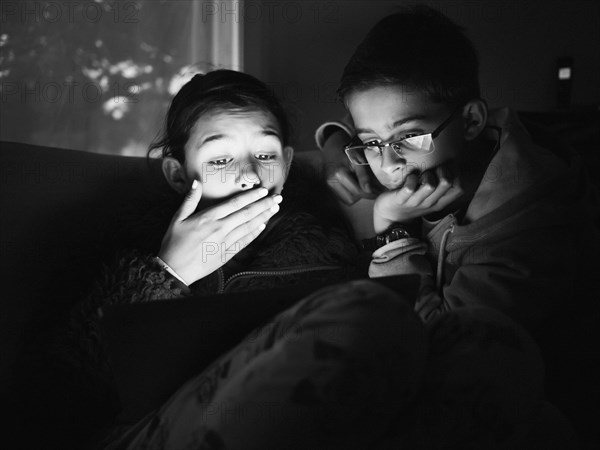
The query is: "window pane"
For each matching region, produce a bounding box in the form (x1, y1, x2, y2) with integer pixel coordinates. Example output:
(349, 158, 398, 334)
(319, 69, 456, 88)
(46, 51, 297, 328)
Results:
(1, 0, 241, 156)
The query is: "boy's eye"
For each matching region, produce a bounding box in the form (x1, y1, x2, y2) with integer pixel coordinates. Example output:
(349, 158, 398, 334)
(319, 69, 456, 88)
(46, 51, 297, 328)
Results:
(403, 133, 420, 139)
(363, 147, 382, 158)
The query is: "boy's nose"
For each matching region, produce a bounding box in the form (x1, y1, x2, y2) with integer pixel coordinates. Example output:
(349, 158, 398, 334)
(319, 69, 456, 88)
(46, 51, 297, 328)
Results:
(380, 146, 406, 174)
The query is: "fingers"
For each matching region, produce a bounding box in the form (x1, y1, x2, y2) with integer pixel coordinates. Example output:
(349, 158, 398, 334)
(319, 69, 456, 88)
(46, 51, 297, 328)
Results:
(417, 165, 463, 211)
(173, 179, 203, 222)
(210, 187, 270, 219)
(219, 193, 282, 236)
(442, 165, 464, 202)
(394, 171, 434, 207)
(403, 172, 420, 193)
(391, 165, 461, 210)
(223, 206, 275, 254)
(220, 197, 284, 261)
(391, 172, 420, 204)
(354, 165, 375, 194)
(222, 228, 264, 264)
(328, 168, 364, 205)
(422, 166, 454, 206)
(411, 169, 446, 208)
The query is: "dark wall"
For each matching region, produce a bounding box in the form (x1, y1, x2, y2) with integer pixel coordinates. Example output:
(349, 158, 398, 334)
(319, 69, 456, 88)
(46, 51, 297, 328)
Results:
(244, 0, 600, 151)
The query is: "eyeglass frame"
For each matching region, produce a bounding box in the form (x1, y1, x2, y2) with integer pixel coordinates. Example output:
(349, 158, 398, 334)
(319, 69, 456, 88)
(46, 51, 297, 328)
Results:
(344, 105, 464, 166)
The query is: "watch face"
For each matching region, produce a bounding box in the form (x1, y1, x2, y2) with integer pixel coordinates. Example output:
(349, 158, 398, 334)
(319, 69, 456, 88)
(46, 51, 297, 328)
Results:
(390, 228, 410, 241)
(367, 226, 413, 252)
(377, 227, 411, 248)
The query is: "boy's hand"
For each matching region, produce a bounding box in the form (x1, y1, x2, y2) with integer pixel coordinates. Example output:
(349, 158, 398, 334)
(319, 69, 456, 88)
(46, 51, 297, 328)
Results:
(158, 181, 282, 285)
(326, 164, 380, 205)
(373, 165, 464, 233)
(322, 129, 380, 205)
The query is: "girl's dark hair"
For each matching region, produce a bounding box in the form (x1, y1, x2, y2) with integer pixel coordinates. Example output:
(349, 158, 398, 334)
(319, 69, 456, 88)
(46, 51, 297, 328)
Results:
(149, 70, 291, 162)
(338, 5, 480, 106)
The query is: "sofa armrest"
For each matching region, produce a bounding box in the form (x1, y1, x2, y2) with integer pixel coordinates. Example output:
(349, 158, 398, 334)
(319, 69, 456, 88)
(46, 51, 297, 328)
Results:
(294, 150, 375, 240)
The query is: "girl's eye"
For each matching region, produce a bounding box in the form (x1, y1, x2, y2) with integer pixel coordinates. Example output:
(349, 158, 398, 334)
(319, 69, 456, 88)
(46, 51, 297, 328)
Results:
(403, 133, 420, 139)
(207, 158, 232, 167)
(364, 140, 381, 147)
(256, 153, 277, 161)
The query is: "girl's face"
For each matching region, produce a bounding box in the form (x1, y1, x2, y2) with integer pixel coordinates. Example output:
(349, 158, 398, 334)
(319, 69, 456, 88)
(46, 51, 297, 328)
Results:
(182, 109, 293, 205)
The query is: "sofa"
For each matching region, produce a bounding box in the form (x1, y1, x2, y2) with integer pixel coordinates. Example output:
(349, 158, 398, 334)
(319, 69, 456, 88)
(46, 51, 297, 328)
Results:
(1, 110, 598, 448)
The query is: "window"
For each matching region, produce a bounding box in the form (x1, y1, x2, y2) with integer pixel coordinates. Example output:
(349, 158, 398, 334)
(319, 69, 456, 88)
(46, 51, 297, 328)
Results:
(0, 0, 243, 155)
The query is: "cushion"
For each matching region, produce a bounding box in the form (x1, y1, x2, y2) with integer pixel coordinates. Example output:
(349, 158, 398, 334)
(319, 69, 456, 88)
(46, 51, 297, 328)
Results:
(0, 141, 169, 389)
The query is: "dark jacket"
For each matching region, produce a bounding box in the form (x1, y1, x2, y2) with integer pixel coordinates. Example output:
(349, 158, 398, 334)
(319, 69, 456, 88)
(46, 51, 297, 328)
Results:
(31, 160, 367, 445)
(366, 109, 600, 335)
(317, 108, 600, 334)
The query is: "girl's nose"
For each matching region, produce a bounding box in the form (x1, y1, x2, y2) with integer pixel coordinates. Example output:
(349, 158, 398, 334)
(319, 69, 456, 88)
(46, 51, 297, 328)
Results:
(238, 162, 261, 190)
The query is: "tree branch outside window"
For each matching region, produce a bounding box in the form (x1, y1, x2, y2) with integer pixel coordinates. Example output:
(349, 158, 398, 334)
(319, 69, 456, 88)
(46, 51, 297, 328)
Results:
(0, 0, 243, 155)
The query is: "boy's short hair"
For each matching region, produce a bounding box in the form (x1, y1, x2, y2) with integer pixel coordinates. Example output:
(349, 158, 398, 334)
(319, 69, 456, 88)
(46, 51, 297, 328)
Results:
(338, 5, 480, 106)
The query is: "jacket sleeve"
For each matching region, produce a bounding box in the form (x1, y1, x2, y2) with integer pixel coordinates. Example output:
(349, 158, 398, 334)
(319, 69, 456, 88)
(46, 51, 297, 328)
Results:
(62, 250, 190, 416)
(369, 229, 577, 332)
(74, 250, 188, 321)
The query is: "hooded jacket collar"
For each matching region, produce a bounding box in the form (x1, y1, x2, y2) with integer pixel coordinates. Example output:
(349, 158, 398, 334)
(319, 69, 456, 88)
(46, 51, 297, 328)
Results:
(463, 108, 566, 224)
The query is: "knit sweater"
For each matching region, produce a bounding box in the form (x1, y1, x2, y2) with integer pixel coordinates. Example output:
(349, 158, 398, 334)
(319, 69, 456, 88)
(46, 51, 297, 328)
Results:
(24, 160, 367, 447)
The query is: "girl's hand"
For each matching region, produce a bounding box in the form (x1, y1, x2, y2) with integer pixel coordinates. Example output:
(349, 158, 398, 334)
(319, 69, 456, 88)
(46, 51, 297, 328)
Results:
(373, 165, 464, 233)
(158, 180, 282, 285)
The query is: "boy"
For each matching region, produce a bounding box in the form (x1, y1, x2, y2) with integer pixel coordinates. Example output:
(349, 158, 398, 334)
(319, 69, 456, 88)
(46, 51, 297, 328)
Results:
(318, 5, 598, 334)
(317, 5, 599, 442)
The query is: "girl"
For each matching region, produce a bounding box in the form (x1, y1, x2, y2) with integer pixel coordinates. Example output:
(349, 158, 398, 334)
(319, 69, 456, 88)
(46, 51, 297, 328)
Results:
(57, 70, 368, 448)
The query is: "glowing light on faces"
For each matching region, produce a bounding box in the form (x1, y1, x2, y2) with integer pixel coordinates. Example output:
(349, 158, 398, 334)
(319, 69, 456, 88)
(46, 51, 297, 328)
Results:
(183, 110, 292, 202)
(345, 86, 462, 190)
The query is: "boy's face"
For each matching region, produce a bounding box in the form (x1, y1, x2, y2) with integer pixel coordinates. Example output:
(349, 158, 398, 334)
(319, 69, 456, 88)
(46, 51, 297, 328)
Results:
(345, 85, 465, 190)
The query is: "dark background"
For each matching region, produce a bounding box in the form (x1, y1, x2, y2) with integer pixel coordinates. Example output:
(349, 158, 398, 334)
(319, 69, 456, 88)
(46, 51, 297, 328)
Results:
(244, 0, 600, 150)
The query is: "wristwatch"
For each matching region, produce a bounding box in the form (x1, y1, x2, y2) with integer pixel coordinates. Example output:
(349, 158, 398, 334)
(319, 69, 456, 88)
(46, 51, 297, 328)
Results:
(361, 225, 412, 252)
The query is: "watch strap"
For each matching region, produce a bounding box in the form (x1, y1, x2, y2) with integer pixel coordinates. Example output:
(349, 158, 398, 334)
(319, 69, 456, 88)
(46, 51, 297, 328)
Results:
(362, 224, 412, 252)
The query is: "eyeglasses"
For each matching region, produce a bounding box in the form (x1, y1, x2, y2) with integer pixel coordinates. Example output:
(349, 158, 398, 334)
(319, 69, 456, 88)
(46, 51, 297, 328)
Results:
(344, 106, 463, 166)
